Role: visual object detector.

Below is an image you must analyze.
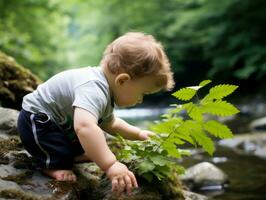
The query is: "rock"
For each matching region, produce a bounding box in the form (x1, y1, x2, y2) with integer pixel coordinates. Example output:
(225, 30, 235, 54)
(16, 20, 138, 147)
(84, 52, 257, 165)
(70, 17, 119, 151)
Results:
(219, 132, 266, 159)
(180, 162, 228, 191)
(183, 190, 208, 200)
(0, 52, 41, 110)
(74, 162, 185, 200)
(0, 107, 206, 200)
(0, 107, 19, 137)
(0, 136, 79, 200)
(249, 117, 266, 132)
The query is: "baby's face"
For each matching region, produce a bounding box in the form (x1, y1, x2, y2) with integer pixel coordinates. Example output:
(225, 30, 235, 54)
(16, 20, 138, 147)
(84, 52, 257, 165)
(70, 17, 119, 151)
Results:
(113, 75, 162, 107)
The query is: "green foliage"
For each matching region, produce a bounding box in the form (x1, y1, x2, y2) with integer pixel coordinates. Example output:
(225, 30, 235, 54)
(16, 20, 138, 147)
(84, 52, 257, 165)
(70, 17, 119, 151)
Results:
(1, 0, 265, 86)
(115, 80, 239, 182)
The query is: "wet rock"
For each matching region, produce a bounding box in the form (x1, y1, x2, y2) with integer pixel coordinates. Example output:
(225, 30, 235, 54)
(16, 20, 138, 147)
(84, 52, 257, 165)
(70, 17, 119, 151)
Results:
(0, 137, 79, 200)
(249, 117, 266, 132)
(0, 52, 41, 110)
(0, 137, 187, 200)
(219, 132, 266, 159)
(183, 190, 208, 200)
(0, 107, 206, 200)
(180, 162, 228, 191)
(0, 107, 19, 137)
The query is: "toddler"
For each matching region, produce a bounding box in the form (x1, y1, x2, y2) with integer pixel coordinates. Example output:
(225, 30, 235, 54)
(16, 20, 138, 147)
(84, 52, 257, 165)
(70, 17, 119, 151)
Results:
(17, 32, 174, 194)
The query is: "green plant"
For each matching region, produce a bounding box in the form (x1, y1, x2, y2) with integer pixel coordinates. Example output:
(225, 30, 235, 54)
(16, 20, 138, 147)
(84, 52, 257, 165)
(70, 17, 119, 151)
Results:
(114, 80, 239, 182)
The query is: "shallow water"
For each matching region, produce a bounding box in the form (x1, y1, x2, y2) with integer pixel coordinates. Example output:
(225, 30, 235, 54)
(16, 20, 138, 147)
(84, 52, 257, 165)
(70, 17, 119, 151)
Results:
(115, 107, 266, 200)
(181, 146, 266, 200)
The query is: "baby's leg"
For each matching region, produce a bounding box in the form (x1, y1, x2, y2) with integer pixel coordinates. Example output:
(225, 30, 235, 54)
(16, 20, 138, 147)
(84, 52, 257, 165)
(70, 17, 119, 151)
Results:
(17, 110, 77, 182)
(42, 169, 77, 181)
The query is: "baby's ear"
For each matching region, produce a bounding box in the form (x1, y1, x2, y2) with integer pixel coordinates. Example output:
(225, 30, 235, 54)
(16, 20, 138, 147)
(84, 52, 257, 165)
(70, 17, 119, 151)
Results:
(115, 73, 131, 85)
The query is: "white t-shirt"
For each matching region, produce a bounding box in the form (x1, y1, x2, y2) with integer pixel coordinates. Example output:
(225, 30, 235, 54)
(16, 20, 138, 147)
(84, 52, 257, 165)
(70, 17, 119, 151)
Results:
(22, 66, 114, 127)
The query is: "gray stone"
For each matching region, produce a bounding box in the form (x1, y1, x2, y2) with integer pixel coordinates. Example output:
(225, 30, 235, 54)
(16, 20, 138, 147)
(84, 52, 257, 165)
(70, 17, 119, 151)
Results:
(0, 107, 19, 135)
(183, 190, 208, 200)
(219, 132, 266, 159)
(180, 162, 228, 191)
(249, 117, 266, 132)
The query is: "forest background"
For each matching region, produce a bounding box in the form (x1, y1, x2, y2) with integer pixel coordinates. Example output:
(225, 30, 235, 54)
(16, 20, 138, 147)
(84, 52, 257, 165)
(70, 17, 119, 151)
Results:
(1, 0, 265, 103)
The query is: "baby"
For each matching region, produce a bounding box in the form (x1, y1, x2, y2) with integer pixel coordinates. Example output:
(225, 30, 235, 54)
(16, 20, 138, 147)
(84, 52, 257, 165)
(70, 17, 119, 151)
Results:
(17, 32, 174, 194)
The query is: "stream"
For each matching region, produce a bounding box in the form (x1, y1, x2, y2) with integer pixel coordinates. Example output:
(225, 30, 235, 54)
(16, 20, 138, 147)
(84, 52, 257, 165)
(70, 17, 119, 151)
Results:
(114, 107, 266, 200)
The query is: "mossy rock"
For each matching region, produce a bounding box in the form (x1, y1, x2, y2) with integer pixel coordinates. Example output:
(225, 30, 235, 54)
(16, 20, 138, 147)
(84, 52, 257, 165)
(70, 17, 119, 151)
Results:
(0, 52, 41, 109)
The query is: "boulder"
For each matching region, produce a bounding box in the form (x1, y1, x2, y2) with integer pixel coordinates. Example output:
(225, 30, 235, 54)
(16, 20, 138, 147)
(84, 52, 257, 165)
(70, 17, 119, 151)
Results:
(249, 117, 266, 132)
(219, 132, 266, 159)
(0, 107, 19, 138)
(0, 52, 41, 110)
(180, 162, 228, 191)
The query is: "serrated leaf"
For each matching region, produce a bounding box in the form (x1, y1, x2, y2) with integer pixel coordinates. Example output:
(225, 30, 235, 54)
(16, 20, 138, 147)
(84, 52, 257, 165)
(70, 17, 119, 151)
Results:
(166, 135, 185, 145)
(201, 100, 240, 116)
(188, 104, 203, 121)
(172, 88, 196, 101)
(168, 107, 183, 115)
(176, 121, 198, 145)
(152, 170, 165, 180)
(150, 118, 182, 133)
(155, 165, 172, 177)
(199, 80, 212, 87)
(162, 142, 180, 158)
(150, 155, 168, 166)
(208, 84, 238, 100)
(191, 130, 215, 155)
(204, 120, 233, 138)
(177, 120, 215, 155)
(137, 160, 155, 174)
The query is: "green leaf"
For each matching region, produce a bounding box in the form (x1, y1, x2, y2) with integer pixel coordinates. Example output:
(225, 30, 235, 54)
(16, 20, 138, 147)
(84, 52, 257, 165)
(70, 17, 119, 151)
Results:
(172, 88, 196, 101)
(199, 80, 212, 87)
(204, 120, 233, 138)
(203, 84, 238, 102)
(150, 155, 168, 166)
(137, 160, 155, 174)
(154, 165, 172, 178)
(201, 100, 240, 116)
(150, 118, 182, 134)
(162, 142, 180, 158)
(176, 120, 198, 145)
(191, 129, 215, 155)
(187, 104, 203, 121)
(172, 165, 185, 175)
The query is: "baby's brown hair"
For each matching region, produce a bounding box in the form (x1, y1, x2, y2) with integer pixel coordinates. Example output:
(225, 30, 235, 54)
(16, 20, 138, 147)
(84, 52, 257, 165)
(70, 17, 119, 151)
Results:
(100, 32, 175, 91)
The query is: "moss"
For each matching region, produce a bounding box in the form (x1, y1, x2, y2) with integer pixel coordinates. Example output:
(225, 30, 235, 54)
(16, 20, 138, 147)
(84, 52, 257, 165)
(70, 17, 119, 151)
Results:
(0, 137, 22, 155)
(0, 136, 25, 166)
(46, 180, 80, 199)
(2, 170, 34, 185)
(0, 188, 43, 200)
(0, 51, 41, 109)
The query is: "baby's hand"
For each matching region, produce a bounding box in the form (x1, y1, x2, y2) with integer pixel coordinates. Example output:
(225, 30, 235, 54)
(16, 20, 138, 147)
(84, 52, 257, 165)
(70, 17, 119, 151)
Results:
(138, 130, 155, 140)
(105, 161, 138, 194)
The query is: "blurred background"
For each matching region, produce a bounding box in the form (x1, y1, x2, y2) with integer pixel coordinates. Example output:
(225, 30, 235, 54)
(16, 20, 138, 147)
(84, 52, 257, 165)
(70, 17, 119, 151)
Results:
(1, 0, 266, 199)
(1, 0, 266, 96)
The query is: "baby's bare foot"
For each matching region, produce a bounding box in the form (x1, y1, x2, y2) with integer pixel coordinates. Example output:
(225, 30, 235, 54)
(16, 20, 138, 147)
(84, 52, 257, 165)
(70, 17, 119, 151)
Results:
(42, 169, 77, 181)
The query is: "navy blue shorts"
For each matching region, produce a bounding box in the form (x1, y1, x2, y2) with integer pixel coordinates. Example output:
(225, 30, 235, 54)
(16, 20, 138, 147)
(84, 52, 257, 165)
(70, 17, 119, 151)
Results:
(17, 109, 84, 169)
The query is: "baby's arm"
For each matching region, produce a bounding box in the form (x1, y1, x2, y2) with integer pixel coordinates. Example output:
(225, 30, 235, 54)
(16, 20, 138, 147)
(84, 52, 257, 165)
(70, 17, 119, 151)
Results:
(102, 117, 154, 141)
(74, 107, 138, 194)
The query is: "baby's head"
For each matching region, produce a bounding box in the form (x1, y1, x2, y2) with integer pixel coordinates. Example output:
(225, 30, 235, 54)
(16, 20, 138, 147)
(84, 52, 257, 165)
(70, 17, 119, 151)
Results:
(100, 32, 175, 107)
